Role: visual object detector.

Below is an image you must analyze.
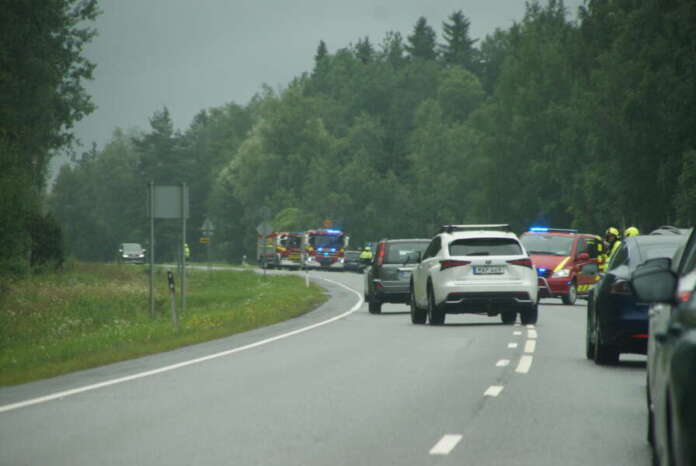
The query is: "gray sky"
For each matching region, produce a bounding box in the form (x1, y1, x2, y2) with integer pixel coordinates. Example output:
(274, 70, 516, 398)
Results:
(70, 0, 583, 154)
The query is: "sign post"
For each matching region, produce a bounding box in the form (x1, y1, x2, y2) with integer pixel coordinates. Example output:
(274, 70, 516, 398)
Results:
(149, 181, 155, 318)
(200, 218, 215, 271)
(148, 183, 189, 317)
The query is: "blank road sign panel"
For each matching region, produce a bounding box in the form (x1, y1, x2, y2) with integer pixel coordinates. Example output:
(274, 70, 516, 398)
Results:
(151, 185, 189, 219)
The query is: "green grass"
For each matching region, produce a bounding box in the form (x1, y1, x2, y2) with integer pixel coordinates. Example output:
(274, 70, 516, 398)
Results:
(0, 262, 327, 386)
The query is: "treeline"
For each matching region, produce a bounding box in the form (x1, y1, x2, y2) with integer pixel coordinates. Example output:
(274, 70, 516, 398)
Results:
(1, 0, 98, 274)
(51, 0, 696, 264)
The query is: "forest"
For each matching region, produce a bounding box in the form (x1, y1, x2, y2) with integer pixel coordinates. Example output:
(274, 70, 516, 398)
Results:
(4, 0, 696, 269)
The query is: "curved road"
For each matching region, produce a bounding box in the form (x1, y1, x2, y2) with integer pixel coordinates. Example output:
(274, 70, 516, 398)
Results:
(0, 269, 651, 466)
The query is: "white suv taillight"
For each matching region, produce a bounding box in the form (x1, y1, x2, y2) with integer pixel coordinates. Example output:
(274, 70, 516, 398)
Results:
(506, 258, 533, 268)
(439, 260, 471, 270)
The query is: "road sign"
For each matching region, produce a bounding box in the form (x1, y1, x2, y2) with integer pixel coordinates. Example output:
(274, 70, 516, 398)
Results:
(200, 237, 209, 244)
(256, 222, 274, 236)
(201, 218, 215, 235)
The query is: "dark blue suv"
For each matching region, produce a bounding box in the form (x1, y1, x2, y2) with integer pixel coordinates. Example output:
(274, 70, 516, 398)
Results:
(585, 235, 685, 364)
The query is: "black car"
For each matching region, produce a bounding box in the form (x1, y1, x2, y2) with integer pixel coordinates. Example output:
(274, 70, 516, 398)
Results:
(342, 250, 364, 272)
(631, 227, 696, 466)
(364, 239, 430, 314)
(586, 235, 685, 364)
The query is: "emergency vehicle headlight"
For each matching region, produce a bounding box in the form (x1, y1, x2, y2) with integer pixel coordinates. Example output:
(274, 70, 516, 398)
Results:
(552, 268, 570, 278)
(530, 226, 549, 232)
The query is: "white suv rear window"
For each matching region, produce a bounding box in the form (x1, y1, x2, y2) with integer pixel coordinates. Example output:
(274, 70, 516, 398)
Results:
(449, 238, 523, 256)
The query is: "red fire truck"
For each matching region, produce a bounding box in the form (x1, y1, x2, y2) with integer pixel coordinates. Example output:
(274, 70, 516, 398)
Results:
(256, 231, 303, 269)
(302, 228, 349, 269)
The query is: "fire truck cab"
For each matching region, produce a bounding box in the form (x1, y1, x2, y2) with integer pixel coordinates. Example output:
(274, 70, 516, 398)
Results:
(257, 231, 303, 269)
(303, 229, 349, 270)
(520, 227, 603, 305)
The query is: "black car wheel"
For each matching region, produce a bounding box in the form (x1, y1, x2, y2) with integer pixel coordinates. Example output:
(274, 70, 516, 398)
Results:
(427, 286, 445, 325)
(562, 283, 577, 305)
(368, 299, 382, 314)
(520, 305, 538, 325)
(501, 311, 516, 325)
(585, 307, 595, 359)
(593, 323, 619, 365)
(646, 381, 655, 447)
(410, 285, 426, 324)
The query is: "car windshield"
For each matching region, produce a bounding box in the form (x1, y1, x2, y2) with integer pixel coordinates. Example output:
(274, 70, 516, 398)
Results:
(344, 251, 360, 259)
(520, 235, 573, 256)
(384, 241, 429, 264)
(122, 243, 142, 253)
(449, 238, 523, 256)
(311, 234, 343, 249)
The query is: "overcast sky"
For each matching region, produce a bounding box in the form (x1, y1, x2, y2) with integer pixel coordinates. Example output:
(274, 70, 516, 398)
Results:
(69, 0, 583, 156)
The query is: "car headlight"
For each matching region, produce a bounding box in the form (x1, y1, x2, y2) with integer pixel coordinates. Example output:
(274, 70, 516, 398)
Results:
(122, 254, 128, 258)
(552, 268, 570, 278)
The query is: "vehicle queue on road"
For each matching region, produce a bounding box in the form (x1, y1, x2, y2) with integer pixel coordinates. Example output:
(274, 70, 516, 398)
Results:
(354, 223, 695, 466)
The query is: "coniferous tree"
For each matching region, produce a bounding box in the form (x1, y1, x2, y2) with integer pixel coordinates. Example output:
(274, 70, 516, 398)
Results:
(441, 11, 478, 71)
(354, 37, 374, 64)
(406, 17, 438, 60)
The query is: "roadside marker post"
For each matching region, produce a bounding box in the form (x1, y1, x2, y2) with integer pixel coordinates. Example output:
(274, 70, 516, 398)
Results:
(305, 268, 309, 288)
(167, 270, 179, 331)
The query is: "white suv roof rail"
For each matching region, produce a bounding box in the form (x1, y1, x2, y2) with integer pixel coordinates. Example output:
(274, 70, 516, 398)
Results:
(439, 224, 511, 233)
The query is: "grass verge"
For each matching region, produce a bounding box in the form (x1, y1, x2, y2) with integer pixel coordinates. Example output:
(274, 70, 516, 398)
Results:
(0, 262, 327, 386)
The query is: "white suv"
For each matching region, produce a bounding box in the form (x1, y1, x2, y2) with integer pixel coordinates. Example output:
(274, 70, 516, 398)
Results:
(410, 225, 538, 325)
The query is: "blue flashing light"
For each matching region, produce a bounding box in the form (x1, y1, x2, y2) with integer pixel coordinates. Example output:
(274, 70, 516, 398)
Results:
(323, 252, 329, 256)
(530, 226, 549, 233)
(330, 248, 336, 252)
(320, 229, 343, 235)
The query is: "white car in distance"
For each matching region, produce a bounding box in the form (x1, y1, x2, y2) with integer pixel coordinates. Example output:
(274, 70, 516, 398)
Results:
(410, 225, 538, 325)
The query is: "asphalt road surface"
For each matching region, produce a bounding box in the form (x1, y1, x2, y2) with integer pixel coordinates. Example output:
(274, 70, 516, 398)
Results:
(0, 269, 651, 466)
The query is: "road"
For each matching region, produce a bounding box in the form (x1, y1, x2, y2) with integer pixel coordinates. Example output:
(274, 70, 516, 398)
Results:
(0, 269, 651, 466)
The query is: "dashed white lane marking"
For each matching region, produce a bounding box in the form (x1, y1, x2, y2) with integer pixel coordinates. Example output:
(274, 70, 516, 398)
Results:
(515, 355, 534, 374)
(513, 331, 522, 336)
(484, 385, 504, 397)
(524, 340, 536, 353)
(528, 329, 538, 339)
(507, 342, 518, 349)
(0, 276, 363, 415)
(429, 434, 463, 455)
(496, 359, 510, 367)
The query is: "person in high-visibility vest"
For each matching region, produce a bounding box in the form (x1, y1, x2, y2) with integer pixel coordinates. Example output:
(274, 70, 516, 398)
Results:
(624, 226, 640, 237)
(605, 226, 622, 263)
(359, 246, 373, 265)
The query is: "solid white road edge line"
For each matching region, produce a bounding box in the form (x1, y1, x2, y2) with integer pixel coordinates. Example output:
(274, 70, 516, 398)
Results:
(515, 355, 534, 374)
(429, 435, 464, 455)
(528, 329, 538, 339)
(0, 276, 363, 415)
(513, 331, 522, 336)
(524, 340, 537, 353)
(484, 385, 504, 397)
(507, 342, 518, 348)
(496, 359, 510, 367)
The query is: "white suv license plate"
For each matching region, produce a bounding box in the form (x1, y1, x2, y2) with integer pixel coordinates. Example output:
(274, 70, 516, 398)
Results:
(473, 266, 505, 275)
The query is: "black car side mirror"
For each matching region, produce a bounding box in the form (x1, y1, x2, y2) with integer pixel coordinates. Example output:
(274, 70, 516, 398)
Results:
(631, 258, 677, 303)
